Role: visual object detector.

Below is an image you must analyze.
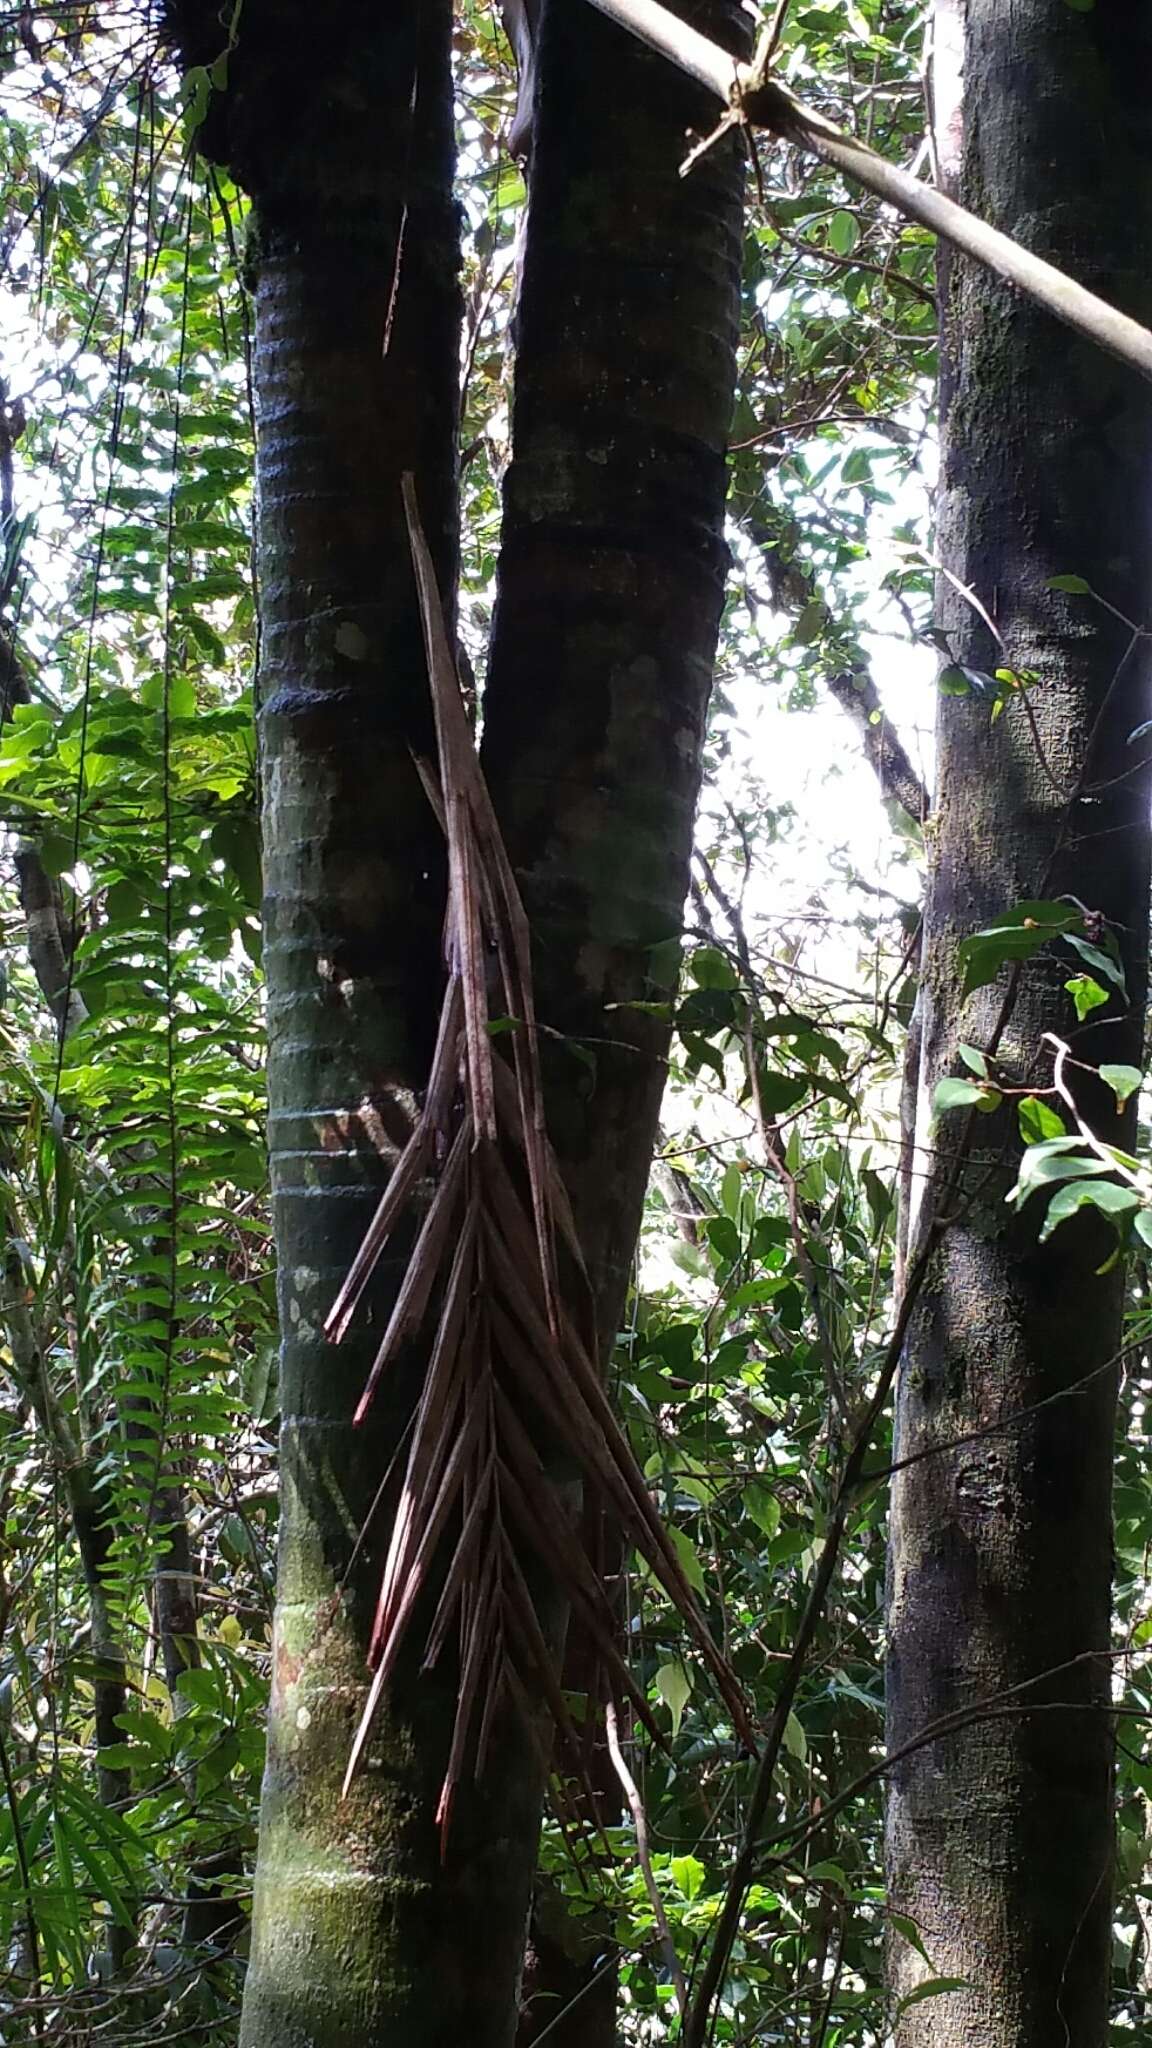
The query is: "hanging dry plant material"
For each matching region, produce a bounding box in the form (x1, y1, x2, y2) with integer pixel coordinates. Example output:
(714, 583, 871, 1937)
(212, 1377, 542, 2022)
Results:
(324, 475, 754, 1835)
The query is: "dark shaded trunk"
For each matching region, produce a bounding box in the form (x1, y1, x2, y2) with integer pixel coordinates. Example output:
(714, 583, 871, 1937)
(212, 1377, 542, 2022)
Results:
(484, 1, 747, 2037)
(886, 5, 1152, 2042)
(485, 0, 746, 1334)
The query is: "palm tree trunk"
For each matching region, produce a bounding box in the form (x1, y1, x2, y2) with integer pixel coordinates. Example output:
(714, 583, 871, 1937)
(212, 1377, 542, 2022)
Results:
(484, 2, 748, 2037)
(158, 3, 476, 2040)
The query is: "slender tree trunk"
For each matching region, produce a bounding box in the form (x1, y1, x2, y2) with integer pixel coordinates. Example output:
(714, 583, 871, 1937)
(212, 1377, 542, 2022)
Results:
(887, 6, 1152, 2043)
(484, 1, 747, 2037)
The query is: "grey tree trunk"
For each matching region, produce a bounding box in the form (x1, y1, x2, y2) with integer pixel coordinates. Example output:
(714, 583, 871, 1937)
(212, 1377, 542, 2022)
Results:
(886, 5, 1152, 2043)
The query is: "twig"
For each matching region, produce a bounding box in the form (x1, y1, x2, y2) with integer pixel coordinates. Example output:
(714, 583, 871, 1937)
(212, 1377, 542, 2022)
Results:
(605, 1699, 689, 2024)
(757, 1649, 1140, 1876)
(1045, 1033, 1146, 1191)
(681, 1210, 946, 2047)
(824, 669, 929, 826)
(762, 0, 792, 68)
(0, 1721, 42, 2033)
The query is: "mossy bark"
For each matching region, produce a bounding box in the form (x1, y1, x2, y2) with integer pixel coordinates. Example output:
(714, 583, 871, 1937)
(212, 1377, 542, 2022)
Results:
(484, 3, 747, 2038)
(887, 6, 1152, 2043)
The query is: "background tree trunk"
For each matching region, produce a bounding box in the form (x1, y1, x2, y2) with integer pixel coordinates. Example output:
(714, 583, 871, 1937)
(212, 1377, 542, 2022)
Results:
(886, 5, 1152, 2043)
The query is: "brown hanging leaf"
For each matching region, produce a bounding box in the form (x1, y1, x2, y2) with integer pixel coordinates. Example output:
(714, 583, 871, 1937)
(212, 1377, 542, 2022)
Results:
(326, 474, 754, 1832)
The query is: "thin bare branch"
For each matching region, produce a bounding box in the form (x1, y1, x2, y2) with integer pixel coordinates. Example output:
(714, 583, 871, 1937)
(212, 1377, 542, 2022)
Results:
(606, 1699, 689, 2021)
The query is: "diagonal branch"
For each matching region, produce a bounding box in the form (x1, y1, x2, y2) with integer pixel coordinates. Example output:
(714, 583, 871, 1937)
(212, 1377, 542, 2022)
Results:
(580, 0, 1152, 382)
(825, 670, 928, 827)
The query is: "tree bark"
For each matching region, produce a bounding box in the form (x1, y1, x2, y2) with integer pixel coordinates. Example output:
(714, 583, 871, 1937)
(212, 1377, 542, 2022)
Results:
(158, 3, 489, 2041)
(484, 1, 747, 2037)
(484, 0, 747, 1364)
(886, 6, 1152, 2044)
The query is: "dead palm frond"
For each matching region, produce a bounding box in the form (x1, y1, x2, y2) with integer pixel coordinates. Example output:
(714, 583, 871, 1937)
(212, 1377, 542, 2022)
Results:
(325, 475, 753, 1834)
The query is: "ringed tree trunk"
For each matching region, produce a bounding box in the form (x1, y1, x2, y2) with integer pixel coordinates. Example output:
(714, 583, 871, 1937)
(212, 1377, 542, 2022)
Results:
(162, 3, 471, 2042)
(483, 1, 747, 2040)
(887, 4, 1152, 2043)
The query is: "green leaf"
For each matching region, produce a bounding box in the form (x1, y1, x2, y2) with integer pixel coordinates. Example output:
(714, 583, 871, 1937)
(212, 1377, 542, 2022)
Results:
(668, 1526, 706, 1595)
(670, 1853, 705, 1901)
(679, 986, 736, 1036)
(754, 1068, 809, 1116)
(94, 1743, 138, 1771)
(169, 674, 197, 719)
(1039, 1178, 1140, 1242)
(113, 1708, 171, 1758)
(1008, 1138, 1110, 1208)
(176, 1666, 221, 1710)
(1017, 1096, 1065, 1145)
(793, 601, 825, 647)
(1064, 932, 1126, 996)
(1066, 974, 1109, 1021)
(690, 946, 738, 991)
(958, 900, 1082, 998)
(87, 731, 150, 760)
(1047, 570, 1092, 589)
(670, 1240, 709, 1279)
(1099, 1064, 1143, 1109)
(181, 64, 212, 138)
(828, 210, 859, 257)
(171, 571, 248, 606)
(719, 1161, 744, 1220)
(705, 1215, 740, 1264)
(933, 1076, 999, 1116)
(53, 1810, 136, 1930)
(679, 1029, 727, 1083)
(210, 813, 262, 909)
(744, 1483, 780, 1540)
(897, 1977, 970, 2014)
(861, 1165, 894, 1234)
(782, 1711, 808, 1764)
(655, 1661, 692, 1740)
(888, 1912, 935, 1968)
(199, 1731, 241, 1795)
